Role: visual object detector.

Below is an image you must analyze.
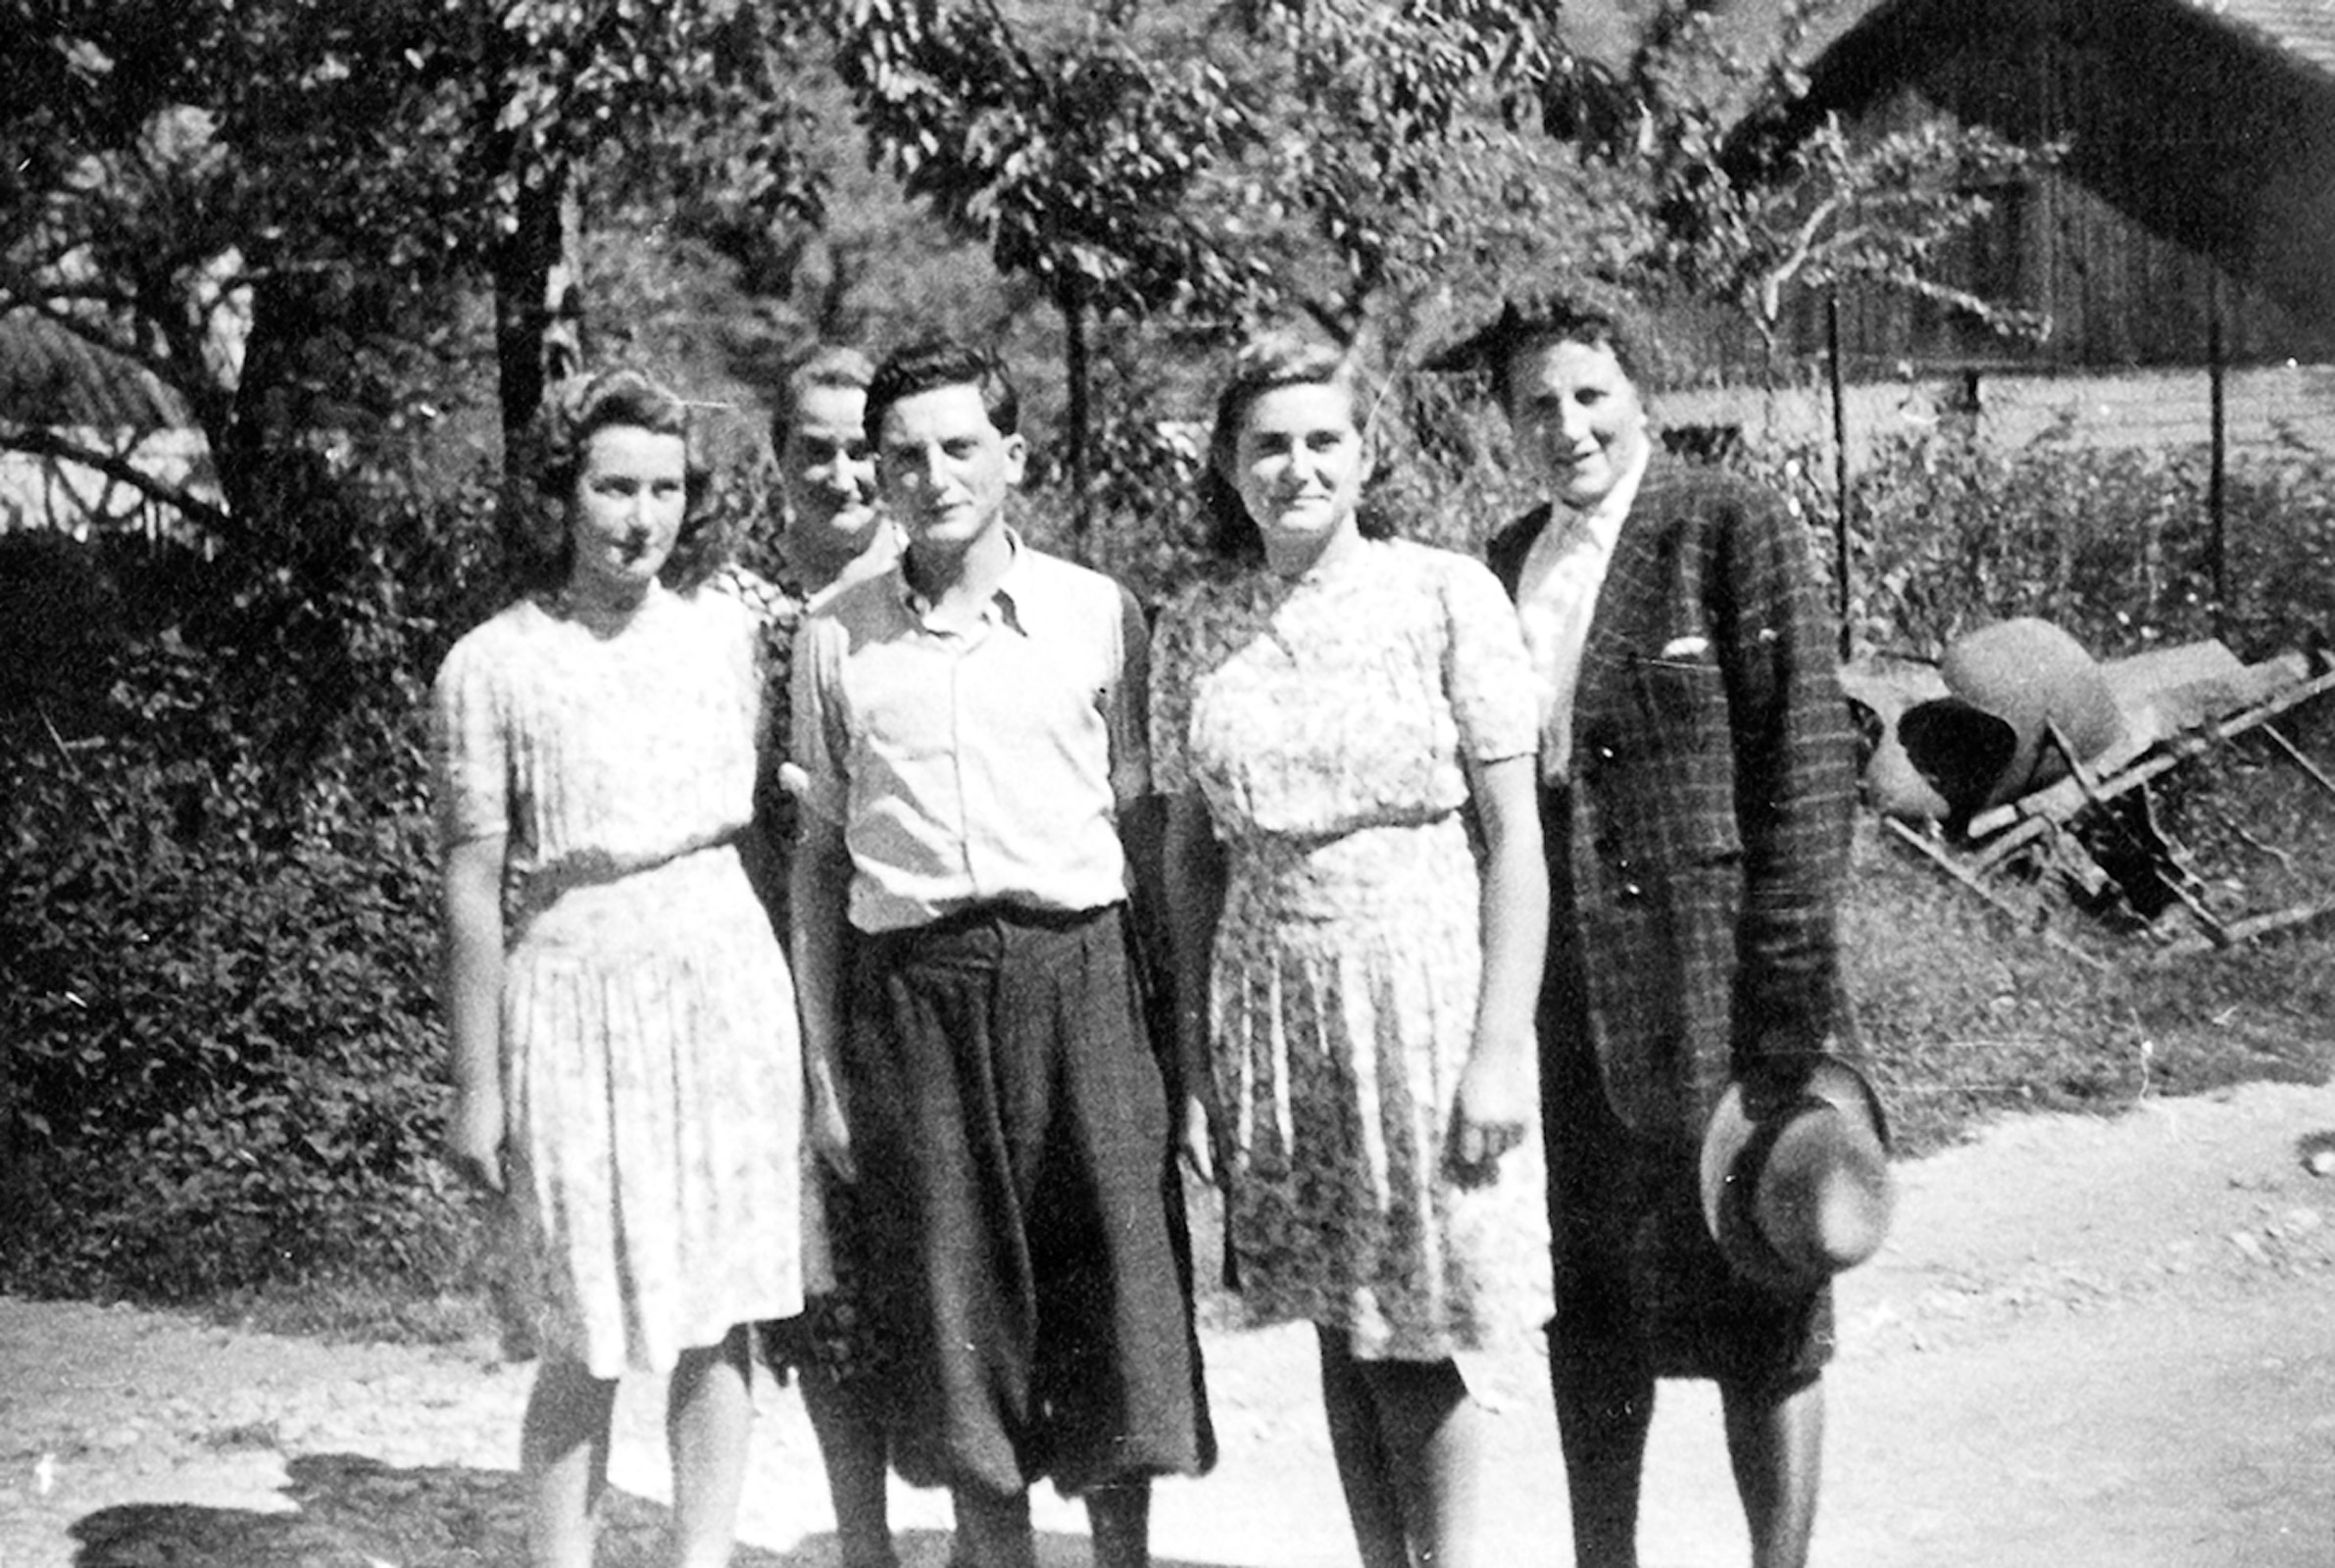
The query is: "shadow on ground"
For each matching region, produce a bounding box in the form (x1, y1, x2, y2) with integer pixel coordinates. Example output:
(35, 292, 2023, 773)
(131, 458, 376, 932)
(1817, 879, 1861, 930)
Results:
(66, 1453, 1228, 1568)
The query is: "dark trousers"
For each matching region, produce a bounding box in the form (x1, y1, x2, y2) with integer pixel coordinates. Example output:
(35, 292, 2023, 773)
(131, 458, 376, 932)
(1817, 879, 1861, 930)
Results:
(845, 903, 1213, 1498)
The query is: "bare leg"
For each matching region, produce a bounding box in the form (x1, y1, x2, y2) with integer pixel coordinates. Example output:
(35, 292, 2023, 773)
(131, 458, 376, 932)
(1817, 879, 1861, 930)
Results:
(952, 1485, 1036, 1568)
(667, 1326, 755, 1568)
(802, 1365, 899, 1568)
(1353, 1353, 1490, 1568)
(1720, 1373, 1824, 1568)
(1316, 1328, 1414, 1568)
(1548, 1334, 1654, 1568)
(522, 1354, 618, 1568)
(1085, 1480, 1153, 1568)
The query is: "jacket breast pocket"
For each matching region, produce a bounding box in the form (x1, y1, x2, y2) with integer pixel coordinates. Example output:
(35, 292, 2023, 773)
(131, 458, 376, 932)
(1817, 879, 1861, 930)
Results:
(1628, 645, 1727, 752)
(1614, 648, 1744, 868)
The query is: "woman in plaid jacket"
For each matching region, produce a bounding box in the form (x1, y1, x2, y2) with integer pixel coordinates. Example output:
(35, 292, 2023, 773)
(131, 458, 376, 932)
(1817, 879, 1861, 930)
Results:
(1451, 288, 1859, 1568)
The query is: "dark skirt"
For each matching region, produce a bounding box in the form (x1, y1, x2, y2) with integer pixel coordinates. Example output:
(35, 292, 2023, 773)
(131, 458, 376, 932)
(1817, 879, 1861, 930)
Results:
(1540, 883, 1832, 1389)
(843, 902, 1215, 1499)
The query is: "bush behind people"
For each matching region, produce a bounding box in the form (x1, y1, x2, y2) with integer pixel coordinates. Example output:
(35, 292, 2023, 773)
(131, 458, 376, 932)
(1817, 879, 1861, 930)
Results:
(5, 429, 2333, 1308)
(1, 469, 503, 1302)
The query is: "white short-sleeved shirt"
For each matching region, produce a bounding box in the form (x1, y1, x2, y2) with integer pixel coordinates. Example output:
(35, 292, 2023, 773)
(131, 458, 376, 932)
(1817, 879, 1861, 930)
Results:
(792, 534, 1148, 934)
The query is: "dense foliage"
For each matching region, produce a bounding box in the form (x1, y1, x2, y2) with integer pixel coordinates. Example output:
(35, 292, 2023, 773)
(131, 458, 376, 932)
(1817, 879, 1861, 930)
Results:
(1, 471, 504, 1297)
(1747, 427, 2335, 662)
(3, 1, 2317, 1309)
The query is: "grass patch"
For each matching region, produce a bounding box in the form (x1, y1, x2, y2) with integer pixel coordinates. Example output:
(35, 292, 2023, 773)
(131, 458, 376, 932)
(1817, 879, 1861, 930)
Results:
(196, 1267, 502, 1348)
(1848, 806, 2335, 1157)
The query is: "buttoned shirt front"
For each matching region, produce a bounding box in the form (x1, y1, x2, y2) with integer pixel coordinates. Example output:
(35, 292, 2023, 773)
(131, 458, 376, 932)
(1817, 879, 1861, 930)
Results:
(792, 532, 1149, 934)
(1514, 436, 1651, 783)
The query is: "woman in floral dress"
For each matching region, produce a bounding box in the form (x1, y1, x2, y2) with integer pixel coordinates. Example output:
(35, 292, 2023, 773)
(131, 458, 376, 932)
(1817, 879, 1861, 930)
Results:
(1152, 336, 1550, 1568)
(434, 368, 801, 1568)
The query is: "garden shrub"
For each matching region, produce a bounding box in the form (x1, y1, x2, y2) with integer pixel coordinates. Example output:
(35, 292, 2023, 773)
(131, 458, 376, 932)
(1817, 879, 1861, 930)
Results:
(1740, 425, 2335, 661)
(9, 370, 2334, 1309)
(1, 471, 501, 1300)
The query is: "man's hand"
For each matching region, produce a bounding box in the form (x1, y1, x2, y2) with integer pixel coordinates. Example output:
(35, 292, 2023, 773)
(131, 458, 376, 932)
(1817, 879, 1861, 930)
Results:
(807, 1056, 857, 1183)
(446, 1081, 507, 1195)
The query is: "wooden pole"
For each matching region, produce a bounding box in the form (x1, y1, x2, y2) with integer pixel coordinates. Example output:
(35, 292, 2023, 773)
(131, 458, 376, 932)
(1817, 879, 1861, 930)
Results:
(1059, 279, 1092, 563)
(2207, 271, 2229, 637)
(1827, 291, 1853, 661)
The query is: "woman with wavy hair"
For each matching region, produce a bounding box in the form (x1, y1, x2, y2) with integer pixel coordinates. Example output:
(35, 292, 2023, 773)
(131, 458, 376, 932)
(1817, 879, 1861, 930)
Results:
(434, 368, 801, 1568)
(1153, 335, 1550, 1568)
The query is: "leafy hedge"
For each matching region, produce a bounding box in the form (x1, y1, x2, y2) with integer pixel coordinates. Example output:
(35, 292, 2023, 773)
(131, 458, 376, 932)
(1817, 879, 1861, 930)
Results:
(1748, 424, 2335, 662)
(1, 475, 501, 1298)
(6, 422, 2333, 1306)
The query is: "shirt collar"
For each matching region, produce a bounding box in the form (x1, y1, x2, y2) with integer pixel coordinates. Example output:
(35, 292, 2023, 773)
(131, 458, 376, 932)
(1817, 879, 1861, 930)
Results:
(894, 526, 1032, 636)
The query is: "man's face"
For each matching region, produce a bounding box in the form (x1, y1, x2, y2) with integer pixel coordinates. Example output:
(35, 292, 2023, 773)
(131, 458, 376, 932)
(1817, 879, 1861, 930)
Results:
(1503, 335, 1650, 512)
(778, 382, 878, 558)
(874, 382, 1026, 555)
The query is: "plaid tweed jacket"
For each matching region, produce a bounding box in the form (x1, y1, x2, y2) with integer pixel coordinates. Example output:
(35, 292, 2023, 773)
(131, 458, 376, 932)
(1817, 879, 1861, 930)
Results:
(1488, 457, 1858, 1147)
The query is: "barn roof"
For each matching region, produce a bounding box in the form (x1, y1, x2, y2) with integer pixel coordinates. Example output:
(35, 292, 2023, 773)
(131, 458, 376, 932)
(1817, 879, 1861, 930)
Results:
(1667, 0, 2335, 102)
(0, 312, 190, 430)
(2178, 0, 2335, 82)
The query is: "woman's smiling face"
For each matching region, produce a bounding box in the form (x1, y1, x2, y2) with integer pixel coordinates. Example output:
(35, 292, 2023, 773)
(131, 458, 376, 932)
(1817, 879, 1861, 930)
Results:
(1229, 381, 1372, 573)
(1503, 335, 1650, 512)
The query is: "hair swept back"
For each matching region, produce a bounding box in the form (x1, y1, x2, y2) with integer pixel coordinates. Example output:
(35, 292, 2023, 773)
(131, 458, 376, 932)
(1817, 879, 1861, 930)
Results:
(862, 337, 1020, 446)
(508, 366, 726, 595)
(1428, 279, 1662, 413)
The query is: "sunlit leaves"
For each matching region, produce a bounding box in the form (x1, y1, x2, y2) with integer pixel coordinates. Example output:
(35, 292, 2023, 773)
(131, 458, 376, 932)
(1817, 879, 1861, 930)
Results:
(832, 0, 1265, 320)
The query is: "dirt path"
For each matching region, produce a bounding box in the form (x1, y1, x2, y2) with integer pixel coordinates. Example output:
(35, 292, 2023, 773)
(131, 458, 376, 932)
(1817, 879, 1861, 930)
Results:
(5, 1078, 2331, 1568)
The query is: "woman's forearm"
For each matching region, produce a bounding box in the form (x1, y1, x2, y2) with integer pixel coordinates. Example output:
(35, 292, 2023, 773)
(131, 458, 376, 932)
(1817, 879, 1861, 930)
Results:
(440, 834, 510, 1190)
(440, 835, 508, 1091)
(1467, 754, 1549, 1065)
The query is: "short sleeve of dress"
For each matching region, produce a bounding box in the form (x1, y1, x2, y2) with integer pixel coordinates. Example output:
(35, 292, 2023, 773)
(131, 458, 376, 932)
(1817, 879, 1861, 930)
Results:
(1438, 554, 1539, 764)
(430, 626, 509, 851)
(1146, 589, 1204, 799)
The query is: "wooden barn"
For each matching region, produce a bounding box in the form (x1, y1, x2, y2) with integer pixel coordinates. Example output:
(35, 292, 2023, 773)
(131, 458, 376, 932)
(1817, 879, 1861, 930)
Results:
(1663, 0, 2335, 456)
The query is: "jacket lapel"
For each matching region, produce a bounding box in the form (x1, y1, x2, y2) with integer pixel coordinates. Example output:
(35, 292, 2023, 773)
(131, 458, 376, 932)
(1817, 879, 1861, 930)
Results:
(1486, 503, 1551, 602)
(1571, 456, 1673, 725)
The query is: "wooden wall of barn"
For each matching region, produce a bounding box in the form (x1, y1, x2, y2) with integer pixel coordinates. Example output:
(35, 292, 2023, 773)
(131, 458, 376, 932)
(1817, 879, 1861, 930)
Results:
(1712, 0, 2335, 378)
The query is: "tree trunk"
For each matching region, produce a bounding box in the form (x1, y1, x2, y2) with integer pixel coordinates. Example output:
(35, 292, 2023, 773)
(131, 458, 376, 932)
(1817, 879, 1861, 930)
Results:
(215, 270, 314, 536)
(493, 166, 580, 468)
(1059, 277, 1091, 561)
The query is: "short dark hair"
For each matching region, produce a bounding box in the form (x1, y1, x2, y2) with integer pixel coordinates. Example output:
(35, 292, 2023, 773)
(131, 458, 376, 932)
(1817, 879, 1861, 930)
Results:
(1200, 332, 1395, 566)
(511, 366, 724, 594)
(863, 338, 1019, 445)
(1427, 282, 1658, 412)
(770, 345, 875, 448)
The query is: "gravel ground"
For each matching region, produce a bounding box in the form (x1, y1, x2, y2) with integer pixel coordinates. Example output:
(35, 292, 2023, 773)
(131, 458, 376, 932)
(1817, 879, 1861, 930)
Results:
(4, 1077, 2332, 1568)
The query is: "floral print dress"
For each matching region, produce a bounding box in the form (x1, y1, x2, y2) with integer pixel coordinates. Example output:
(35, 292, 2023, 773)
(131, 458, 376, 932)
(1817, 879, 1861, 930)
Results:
(432, 585, 803, 1378)
(1151, 538, 1553, 1361)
